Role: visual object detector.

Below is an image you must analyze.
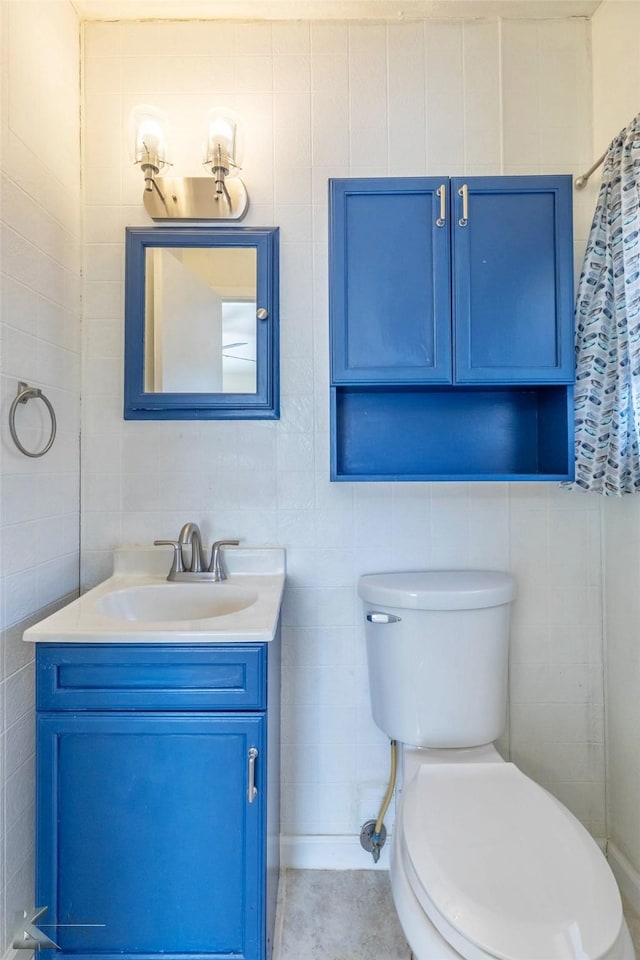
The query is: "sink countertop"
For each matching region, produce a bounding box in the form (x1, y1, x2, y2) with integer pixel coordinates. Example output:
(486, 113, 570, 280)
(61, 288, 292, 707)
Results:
(24, 546, 286, 644)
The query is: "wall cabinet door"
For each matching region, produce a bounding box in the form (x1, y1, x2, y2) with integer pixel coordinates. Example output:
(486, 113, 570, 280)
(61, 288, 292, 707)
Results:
(452, 177, 574, 384)
(329, 175, 573, 386)
(329, 177, 452, 384)
(37, 712, 266, 960)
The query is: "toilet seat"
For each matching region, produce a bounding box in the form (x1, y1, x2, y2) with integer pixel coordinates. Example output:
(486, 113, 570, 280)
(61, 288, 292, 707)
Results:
(401, 762, 624, 960)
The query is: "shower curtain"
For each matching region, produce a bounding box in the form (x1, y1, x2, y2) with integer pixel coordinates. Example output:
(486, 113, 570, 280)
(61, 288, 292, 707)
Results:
(572, 113, 640, 495)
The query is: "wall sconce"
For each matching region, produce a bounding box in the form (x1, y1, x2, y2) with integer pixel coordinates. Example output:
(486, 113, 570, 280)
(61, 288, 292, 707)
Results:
(203, 109, 244, 199)
(130, 105, 171, 195)
(130, 105, 249, 222)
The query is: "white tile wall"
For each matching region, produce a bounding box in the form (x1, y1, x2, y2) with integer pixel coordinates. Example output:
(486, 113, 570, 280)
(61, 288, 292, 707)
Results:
(0, 1, 81, 952)
(593, 0, 640, 896)
(81, 15, 605, 853)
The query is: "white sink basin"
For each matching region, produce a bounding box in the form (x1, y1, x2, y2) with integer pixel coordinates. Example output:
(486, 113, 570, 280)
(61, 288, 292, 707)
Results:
(95, 583, 259, 622)
(23, 547, 286, 643)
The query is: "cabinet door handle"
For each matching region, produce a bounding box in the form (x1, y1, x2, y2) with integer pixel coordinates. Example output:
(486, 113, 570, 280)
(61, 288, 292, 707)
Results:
(248, 747, 258, 803)
(458, 183, 469, 227)
(436, 183, 446, 227)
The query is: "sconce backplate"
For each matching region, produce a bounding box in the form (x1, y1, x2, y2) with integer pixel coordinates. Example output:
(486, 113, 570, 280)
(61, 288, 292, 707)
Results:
(143, 177, 249, 221)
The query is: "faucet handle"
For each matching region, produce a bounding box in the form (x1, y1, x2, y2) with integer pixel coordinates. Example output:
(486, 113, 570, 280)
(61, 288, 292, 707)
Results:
(153, 539, 185, 581)
(208, 540, 240, 581)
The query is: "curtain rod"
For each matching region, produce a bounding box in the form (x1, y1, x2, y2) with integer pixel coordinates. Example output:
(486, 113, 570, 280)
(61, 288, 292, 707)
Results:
(575, 150, 607, 189)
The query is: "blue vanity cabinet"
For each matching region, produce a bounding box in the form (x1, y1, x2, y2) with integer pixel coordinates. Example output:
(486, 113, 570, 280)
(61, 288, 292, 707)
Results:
(329, 175, 574, 481)
(35, 642, 281, 960)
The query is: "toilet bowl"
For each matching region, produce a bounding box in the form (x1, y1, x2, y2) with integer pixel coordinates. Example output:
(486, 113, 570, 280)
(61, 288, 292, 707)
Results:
(392, 747, 634, 960)
(359, 571, 636, 960)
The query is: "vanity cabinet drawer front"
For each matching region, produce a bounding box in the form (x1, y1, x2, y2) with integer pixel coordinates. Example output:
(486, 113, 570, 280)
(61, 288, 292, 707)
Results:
(37, 644, 266, 711)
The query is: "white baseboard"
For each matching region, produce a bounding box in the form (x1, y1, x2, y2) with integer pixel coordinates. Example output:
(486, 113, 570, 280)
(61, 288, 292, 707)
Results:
(608, 842, 640, 915)
(280, 834, 390, 871)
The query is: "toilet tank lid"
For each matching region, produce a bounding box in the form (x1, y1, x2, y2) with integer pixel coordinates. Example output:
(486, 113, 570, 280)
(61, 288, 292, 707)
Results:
(358, 571, 516, 610)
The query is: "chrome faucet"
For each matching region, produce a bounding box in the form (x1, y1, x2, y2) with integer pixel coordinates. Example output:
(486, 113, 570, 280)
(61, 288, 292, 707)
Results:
(154, 523, 239, 581)
(178, 521, 205, 572)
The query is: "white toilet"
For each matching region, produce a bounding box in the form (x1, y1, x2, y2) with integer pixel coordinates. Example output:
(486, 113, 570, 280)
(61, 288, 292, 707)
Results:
(359, 570, 636, 960)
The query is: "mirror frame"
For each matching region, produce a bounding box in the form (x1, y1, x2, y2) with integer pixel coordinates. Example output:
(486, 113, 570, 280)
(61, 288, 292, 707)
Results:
(124, 226, 279, 420)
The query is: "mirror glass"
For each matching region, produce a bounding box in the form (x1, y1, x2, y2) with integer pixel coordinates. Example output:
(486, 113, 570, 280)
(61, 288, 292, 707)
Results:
(144, 247, 258, 394)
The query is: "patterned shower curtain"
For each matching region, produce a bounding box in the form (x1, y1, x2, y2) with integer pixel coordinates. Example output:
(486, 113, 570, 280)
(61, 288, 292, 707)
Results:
(572, 114, 640, 495)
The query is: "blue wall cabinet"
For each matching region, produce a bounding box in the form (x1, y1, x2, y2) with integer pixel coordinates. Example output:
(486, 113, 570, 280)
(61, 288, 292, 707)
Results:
(329, 176, 575, 481)
(35, 642, 280, 960)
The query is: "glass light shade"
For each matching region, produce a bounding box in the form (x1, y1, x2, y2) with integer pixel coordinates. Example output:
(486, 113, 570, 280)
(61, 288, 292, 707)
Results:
(203, 109, 243, 179)
(130, 104, 170, 169)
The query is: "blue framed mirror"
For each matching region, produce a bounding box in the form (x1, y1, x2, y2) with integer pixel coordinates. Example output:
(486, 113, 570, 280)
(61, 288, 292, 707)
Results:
(124, 226, 279, 419)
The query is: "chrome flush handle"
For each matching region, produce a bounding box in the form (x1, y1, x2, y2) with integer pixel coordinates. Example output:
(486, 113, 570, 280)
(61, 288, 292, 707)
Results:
(366, 612, 402, 624)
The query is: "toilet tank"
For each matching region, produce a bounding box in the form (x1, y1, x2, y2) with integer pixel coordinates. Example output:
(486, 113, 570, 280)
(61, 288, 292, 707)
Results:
(358, 571, 516, 748)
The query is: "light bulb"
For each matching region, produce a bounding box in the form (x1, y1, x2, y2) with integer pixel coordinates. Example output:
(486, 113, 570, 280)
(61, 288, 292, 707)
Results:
(129, 105, 170, 189)
(203, 108, 243, 180)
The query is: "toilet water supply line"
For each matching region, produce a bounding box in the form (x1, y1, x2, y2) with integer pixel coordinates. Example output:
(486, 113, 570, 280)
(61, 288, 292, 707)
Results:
(369, 739, 398, 863)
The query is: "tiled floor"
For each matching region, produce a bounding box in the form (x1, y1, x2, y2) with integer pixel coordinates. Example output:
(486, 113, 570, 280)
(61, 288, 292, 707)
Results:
(275, 869, 640, 960)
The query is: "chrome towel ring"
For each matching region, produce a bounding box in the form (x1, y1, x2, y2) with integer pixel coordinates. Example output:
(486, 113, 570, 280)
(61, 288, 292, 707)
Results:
(9, 381, 57, 458)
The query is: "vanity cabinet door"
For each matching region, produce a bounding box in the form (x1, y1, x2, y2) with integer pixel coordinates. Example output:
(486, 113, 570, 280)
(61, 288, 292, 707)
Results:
(452, 176, 574, 384)
(329, 177, 452, 384)
(37, 712, 266, 960)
